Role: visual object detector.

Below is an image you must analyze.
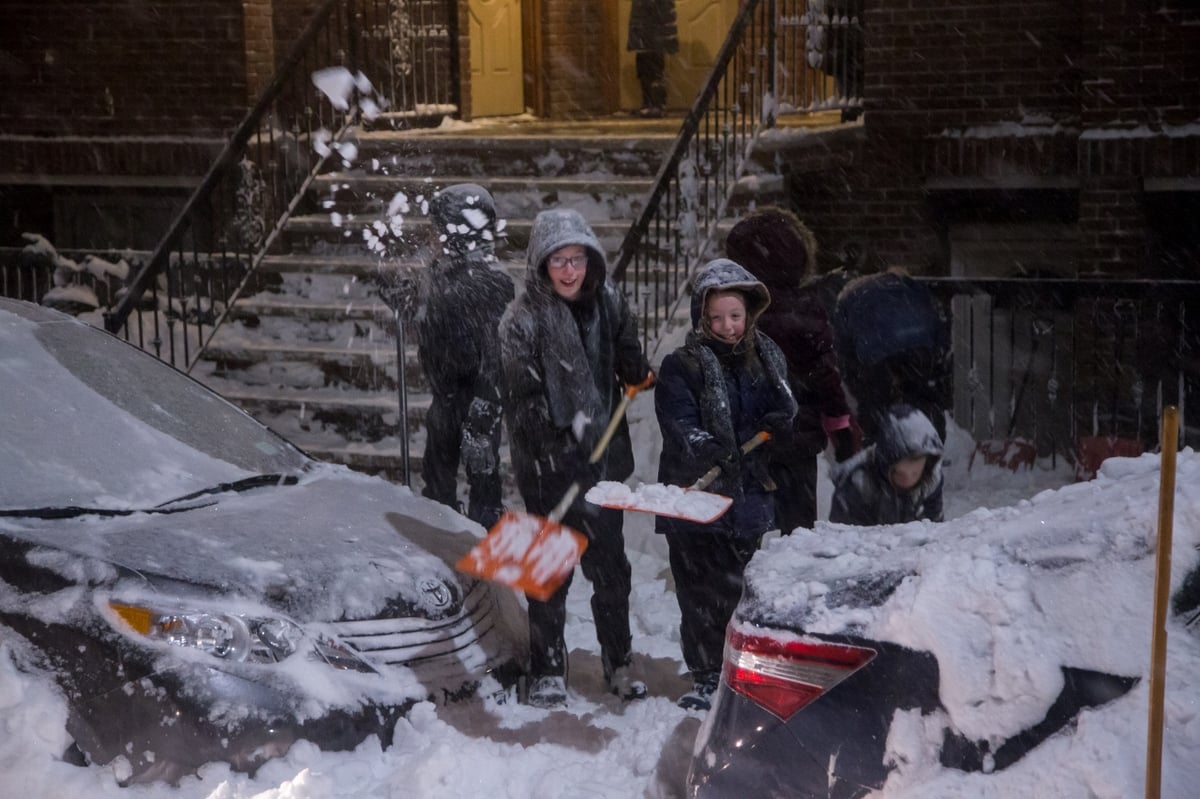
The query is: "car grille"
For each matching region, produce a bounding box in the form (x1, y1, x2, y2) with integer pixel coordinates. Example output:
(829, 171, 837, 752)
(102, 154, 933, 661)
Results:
(328, 581, 514, 685)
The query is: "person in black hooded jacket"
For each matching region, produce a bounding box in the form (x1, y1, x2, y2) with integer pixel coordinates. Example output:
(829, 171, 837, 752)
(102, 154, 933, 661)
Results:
(655, 257, 797, 711)
(499, 208, 653, 709)
(724, 207, 857, 534)
(833, 268, 952, 446)
(415, 184, 515, 529)
(627, 0, 678, 117)
(830, 403, 944, 526)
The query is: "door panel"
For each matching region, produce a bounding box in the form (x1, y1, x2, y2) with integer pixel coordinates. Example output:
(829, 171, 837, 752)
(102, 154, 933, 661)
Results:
(618, 0, 739, 112)
(469, 0, 524, 117)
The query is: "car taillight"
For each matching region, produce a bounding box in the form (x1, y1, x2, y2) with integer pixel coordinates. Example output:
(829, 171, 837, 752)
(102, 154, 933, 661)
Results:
(723, 626, 877, 720)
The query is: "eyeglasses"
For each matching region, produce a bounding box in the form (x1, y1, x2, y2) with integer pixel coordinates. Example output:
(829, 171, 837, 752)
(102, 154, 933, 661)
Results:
(547, 254, 588, 270)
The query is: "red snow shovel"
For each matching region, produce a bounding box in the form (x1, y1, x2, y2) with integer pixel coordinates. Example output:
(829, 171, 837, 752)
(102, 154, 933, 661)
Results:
(586, 431, 772, 524)
(456, 379, 651, 601)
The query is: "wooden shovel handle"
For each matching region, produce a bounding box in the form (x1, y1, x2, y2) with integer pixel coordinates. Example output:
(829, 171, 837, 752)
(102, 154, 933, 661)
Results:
(588, 380, 646, 465)
(692, 431, 772, 491)
(551, 380, 650, 522)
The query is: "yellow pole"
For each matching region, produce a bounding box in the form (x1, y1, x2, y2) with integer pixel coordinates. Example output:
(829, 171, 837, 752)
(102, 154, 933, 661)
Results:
(1145, 405, 1179, 799)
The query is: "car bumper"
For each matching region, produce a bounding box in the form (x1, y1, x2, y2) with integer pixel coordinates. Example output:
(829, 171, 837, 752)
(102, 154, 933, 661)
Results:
(688, 637, 941, 799)
(69, 654, 523, 784)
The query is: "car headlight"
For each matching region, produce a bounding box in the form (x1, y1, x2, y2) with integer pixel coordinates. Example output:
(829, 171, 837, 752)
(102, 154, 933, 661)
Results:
(108, 601, 305, 664)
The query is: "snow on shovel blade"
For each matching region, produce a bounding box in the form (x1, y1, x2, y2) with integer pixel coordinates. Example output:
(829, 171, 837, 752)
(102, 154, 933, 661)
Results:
(585, 480, 733, 524)
(455, 511, 588, 602)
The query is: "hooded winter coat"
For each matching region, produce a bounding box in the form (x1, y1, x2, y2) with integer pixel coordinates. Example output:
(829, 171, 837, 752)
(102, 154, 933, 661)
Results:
(833, 269, 952, 443)
(654, 258, 797, 539)
(724, 208, 853, 457)
(499, 208, 650, 513)
(414, 184, 515, 523)
(829, 404, 944, 526)
(416, 185, 514, 422)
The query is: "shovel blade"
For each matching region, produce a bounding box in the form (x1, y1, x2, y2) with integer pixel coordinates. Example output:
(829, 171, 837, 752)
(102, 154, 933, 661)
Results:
(585, 481, 734, 524)
(456, 511, 588, 602)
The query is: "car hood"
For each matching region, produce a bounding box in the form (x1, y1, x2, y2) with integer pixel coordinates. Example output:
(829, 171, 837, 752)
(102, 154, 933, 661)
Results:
(0, 463, 486, 623)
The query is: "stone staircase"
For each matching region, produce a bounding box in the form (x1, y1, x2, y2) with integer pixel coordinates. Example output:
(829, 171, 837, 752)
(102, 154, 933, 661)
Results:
(189, 117, 790, 487)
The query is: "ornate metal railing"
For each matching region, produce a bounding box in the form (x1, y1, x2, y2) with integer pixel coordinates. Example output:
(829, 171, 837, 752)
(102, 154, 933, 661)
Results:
(102, 0, 457, 370)
(614, 0, 863, 355)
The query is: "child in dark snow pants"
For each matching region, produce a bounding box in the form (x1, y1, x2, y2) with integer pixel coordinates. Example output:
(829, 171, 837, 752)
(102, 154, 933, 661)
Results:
(654, 258, 796, 710)
(499, 208, 654, 709)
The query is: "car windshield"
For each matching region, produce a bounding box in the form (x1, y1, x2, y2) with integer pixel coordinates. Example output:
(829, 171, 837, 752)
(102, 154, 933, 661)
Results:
(0, 309, 309, 511)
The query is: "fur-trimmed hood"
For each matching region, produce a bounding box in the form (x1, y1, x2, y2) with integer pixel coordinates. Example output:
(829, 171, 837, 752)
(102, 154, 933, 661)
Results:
(724, 207, 818, 290)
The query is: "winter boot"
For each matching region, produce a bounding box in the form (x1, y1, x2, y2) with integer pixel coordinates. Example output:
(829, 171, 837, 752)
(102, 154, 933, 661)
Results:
(527, 675, 568, 709)
(607, 657, 648, 701)
(677, 671, 720, 711)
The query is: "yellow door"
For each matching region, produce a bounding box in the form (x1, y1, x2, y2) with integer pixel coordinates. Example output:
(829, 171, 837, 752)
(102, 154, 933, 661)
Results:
(618, 0, 740, 112)
(469, 0, 524, 117)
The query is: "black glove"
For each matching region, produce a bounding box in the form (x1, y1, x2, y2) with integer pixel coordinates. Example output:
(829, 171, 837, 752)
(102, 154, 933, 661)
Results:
(681, 431, 724, 470)
(831, 426, 859, 463)
(756, 411, 794, 443)
(461, 428, 497, 474)
(461, 397, 501, 474)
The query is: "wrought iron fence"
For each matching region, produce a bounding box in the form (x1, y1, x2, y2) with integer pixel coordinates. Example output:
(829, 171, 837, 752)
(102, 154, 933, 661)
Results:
(99, 0, 457, 370)
(920, 277, 1200, 471)
(614, 0, 863, 355)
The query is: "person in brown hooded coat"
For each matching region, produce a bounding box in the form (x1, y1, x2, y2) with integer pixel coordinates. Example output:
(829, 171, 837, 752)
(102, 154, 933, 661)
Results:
(724, 207, 858, 534)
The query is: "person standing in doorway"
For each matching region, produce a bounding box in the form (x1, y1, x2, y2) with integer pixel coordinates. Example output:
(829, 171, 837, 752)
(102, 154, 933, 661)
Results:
(628, 0, 679, 118)
(499, 208, 654, 709)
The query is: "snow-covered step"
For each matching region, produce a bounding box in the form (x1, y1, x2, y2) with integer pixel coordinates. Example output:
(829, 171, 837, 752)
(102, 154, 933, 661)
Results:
(351, 130, 674, 178)
(282, 213, 632, 255)
(310, 174, 655, 222)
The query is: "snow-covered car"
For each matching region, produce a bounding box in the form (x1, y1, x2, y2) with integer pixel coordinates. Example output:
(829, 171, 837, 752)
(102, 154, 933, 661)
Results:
(688, 452, 1200, 798)
(0, 298, 526, 784)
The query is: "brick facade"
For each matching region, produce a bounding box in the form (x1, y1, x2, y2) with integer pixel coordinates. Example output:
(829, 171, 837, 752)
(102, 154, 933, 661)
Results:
(537, 0, 611, 118)
(787, 0, 1200, 279)
(243, 0, 277, 102)
(3, 0, 1196, 264)
(0, 0, 249, 138)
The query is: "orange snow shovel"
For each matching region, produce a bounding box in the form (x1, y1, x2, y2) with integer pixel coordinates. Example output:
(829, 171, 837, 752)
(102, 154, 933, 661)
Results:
(586, 431, 771, 524)
(456, 378, 651, 602)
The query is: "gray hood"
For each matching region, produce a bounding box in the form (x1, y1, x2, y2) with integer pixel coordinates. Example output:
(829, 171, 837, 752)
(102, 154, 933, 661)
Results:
(689, 257, 772, 334)
(525, 208, 607, 300)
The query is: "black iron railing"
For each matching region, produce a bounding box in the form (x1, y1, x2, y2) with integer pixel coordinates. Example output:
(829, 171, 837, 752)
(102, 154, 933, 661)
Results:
(614, 0, 863, 355)
(101, 0, 457, 370)
(918, 277, 1200, 467)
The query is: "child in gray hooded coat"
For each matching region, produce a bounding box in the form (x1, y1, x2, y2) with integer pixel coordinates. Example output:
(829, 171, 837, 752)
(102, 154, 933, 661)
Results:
(830, 403, 944, 526)
(499, 208, 653, 709)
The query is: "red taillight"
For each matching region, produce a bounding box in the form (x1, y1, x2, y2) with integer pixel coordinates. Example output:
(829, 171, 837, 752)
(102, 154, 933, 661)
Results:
(723, 626, 877, 720)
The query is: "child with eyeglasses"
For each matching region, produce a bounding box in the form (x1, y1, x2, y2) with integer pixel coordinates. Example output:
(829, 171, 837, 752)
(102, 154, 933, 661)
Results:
(498, 208, 654, 709)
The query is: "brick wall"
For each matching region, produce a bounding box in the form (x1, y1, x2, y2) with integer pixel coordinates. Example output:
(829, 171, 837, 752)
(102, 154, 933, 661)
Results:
(869, 0, 1081, 133)
(539, 0, 609, 118)
(244, 0, 276, 102)
(1081, 1, 1200, 129)
(0, 0, 248, 137)
(789, 0, 1200, 278)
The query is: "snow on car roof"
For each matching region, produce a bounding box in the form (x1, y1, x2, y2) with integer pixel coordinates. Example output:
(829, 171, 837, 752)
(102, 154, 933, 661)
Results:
(743, 450, 1200, 744)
